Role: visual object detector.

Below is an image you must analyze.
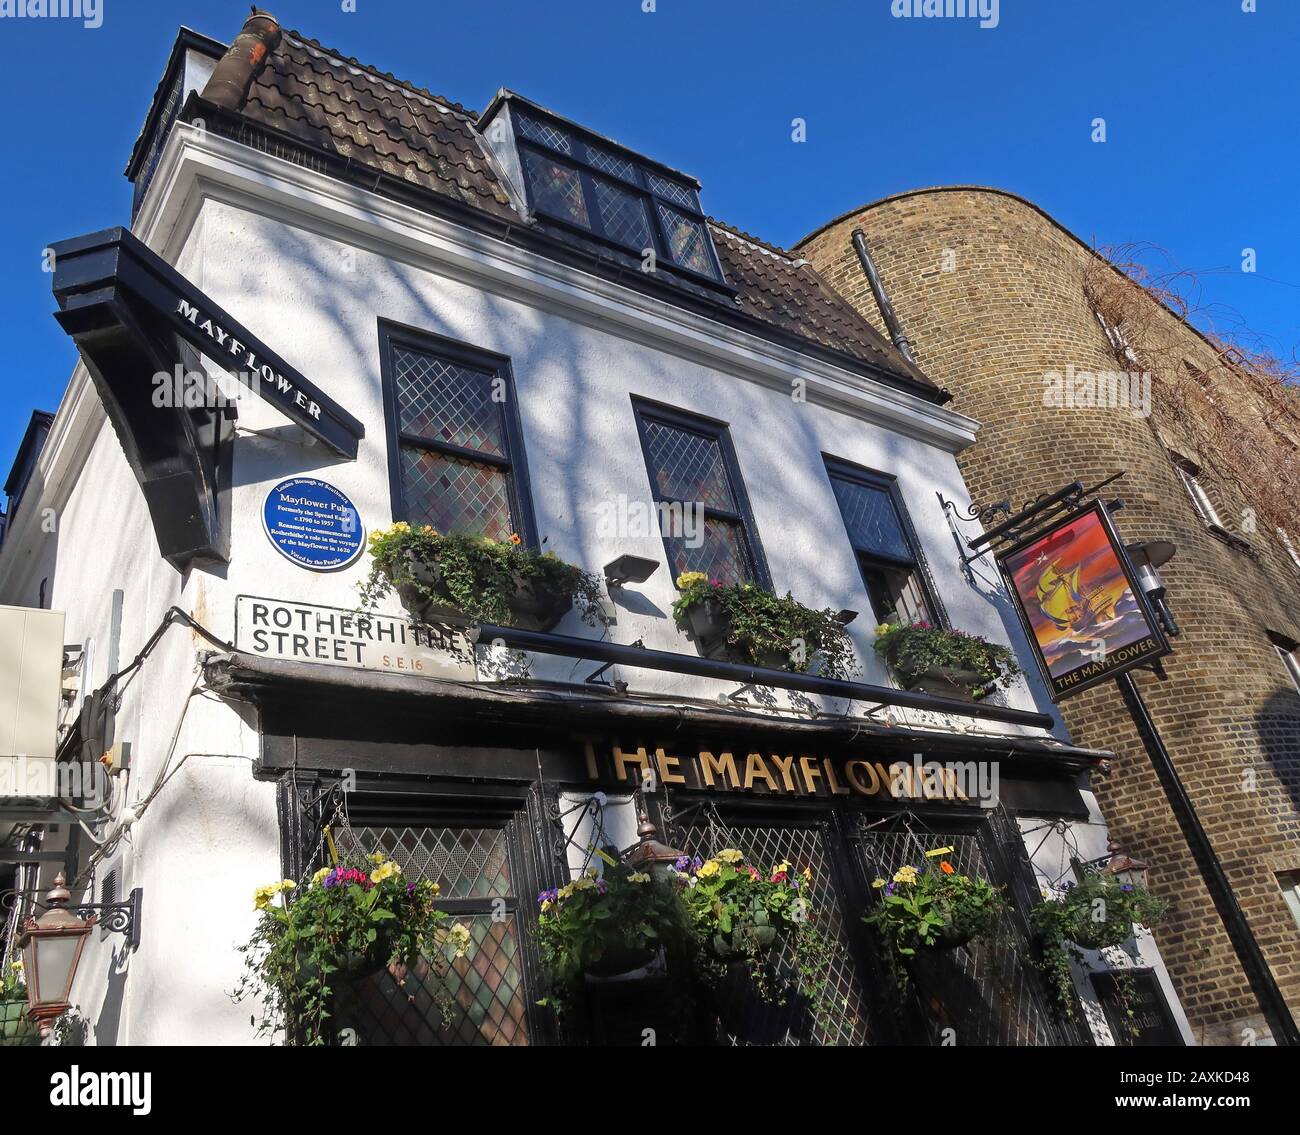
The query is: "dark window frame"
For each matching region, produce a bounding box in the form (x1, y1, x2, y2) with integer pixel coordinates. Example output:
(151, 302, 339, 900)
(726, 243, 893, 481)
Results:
(631, 396, 771, 590)
(511, 106, 727, 288)
(823, 455, 947, 629)
(377, 320, 539, 548)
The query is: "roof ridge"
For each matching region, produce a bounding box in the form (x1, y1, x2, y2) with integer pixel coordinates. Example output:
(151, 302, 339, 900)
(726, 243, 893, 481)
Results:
(708, 217, 804, 266)
(282, 29, 476, 122)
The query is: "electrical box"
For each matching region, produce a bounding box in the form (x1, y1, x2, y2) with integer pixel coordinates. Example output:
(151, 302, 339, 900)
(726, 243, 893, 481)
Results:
(0, 605, 66, 796)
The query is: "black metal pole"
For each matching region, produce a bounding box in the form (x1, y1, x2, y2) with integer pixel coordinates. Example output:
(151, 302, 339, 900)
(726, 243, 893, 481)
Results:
(1115, 670, 1299, 1045)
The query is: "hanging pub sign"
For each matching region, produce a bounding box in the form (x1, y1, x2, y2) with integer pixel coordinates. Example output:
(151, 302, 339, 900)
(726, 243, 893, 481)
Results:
(263, 477, 364, 570)
(997, 501, 1170, 699)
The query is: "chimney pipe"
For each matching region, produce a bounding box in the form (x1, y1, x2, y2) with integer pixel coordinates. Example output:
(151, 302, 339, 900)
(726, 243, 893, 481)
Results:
(202, 8, 281, 112)
(850, 228, 916, 364)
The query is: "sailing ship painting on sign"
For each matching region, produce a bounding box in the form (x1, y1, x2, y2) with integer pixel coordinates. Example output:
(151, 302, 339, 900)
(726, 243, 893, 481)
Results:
(998, 502, 1169, 699)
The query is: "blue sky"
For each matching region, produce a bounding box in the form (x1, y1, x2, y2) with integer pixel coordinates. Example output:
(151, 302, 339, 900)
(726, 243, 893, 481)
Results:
(2, 0, 1297, 477)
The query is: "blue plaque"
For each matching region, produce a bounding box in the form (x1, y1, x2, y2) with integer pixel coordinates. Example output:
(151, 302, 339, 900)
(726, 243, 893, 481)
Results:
(262, 477, 364, 571)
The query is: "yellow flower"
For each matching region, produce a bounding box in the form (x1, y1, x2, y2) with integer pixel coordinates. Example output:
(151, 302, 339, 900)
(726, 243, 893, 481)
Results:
(370, 861, 401, 884)
(772, 860, 792, 875)
(872, 879, 887, 889)
(557, 883, 575, 900)
(445, 922, 472, 958)
(892, 866, 919, 885)
(627, 872, 651, 884)
(697, 860, 721, 878)
(716, 848, 744, 864)
(675, 571, 709, 589)
(311, 867, 332, 886)
(253, 879, 295, 911)
(540, 899, 553, 912)
(368, 852, 387, 865)
(571, 876, 597, 892)
(801, 867, 812, 882)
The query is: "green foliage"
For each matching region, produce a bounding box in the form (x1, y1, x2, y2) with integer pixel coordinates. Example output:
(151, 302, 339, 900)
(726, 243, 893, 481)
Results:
(671, 572, 859, 680)
(0, 958, 23, 1001)
(1031, 872, 1167, 1034)
(872, 621, 1020, 697)
(677, 849, 835, 1021)
(234, 857, 472, 1046)
(863, 859, 1005, 973)
(534, 861, 692, 1016)
(360, 522, 605, 627)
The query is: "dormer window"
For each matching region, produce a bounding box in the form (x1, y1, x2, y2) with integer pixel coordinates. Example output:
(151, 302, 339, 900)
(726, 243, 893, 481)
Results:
(489, 98, 725, 286)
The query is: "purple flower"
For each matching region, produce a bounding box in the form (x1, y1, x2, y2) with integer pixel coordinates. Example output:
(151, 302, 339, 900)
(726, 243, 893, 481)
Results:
(674, 855, 691, 871)
(1121, 884, 1134, 892)
(597, 879, 609, 895)
(884, 883, 896, 896)
(407, 881, 418, 895)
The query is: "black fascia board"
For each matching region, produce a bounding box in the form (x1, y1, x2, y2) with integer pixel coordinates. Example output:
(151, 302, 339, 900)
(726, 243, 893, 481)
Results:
(124, 26, 227, 180)
(50, 226, 363, 457)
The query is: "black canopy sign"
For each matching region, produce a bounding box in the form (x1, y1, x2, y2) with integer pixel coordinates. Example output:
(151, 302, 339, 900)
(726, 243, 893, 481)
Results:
(50, 227, 364, 568)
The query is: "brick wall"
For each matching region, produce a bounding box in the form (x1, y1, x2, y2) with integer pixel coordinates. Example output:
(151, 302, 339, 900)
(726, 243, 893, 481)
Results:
(799, 187, 1300, 1044)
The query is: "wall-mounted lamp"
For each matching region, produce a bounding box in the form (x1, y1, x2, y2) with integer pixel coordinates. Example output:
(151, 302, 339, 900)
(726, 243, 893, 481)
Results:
(1100, 839, 1149, 891)
(603, 554, 660, 589)
(834, 609, 858, 626)
(17, 872, 141, 1034)
(1126, 539, 1180, 637)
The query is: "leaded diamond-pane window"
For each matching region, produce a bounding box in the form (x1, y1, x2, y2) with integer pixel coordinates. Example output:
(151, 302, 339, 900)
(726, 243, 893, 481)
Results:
(515, 112, 573, 154)
(635, 404, 766, 588)
(385, 332, 531, 544)
(503, 102, 723, 284)
(521, 149, 589, 227)
(830, 477, 910, 561)
(826, 459, 939, 629)
(587, 146, 637, 183)
(655, 202, 717, 278)
(643, 420, 736, 511)
(647, 171, 700, 211)
(332, 822, 532, 1047)
(400, 448, 513, 541)
(593, 178, 653, 251)
(393, 348, 506, 457)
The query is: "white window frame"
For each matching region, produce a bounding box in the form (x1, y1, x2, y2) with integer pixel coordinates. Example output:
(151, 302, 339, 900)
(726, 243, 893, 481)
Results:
(1173, 460, 1225, 529)
(1279, 870, 1300, 933)
(1273, 636, 1300, 694)
(1278, 528, 1300, 572)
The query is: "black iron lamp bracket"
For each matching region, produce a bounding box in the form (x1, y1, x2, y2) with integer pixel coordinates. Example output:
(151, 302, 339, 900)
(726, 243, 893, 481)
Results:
(71, 889, 143, 950)
(4, 886, 143, 951)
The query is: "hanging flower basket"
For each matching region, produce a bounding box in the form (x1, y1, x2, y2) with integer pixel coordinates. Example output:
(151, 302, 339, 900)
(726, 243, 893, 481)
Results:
(535, 860, 693, 1024)
(0, 999, 39, 1047)
(234, 857, 472, 1046)
(360, 523, 605, 632)
(675, 849, 836, 1025)
(1032, 871, 1167, 1029)
(873, 622, 1019, 701)
(863, 856, 1005, 964)
(671, 573, 858, 679)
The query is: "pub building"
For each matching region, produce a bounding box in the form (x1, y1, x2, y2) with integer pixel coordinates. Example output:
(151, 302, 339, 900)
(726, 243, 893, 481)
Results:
(0, 11, 1194, 1046)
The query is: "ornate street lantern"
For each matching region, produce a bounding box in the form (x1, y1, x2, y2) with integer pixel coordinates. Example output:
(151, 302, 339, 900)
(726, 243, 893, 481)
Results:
(1100, 840, 1149, 891)
(624, 807, 687, 883)
(17, 873, 93, 1031)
